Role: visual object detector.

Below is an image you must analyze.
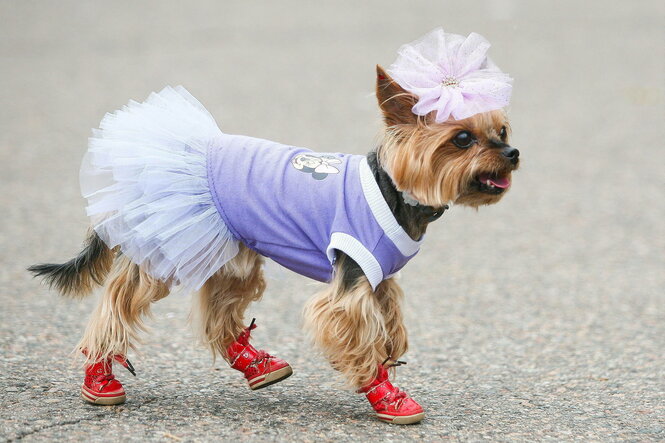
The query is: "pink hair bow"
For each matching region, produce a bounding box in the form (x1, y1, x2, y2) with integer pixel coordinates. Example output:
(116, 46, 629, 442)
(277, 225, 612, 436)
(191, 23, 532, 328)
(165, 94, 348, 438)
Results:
(388, 27, 513, 123)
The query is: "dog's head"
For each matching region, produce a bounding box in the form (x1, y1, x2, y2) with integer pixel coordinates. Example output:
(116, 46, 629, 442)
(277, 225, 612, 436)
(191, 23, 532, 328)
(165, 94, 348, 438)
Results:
(375, 65, 519, 208)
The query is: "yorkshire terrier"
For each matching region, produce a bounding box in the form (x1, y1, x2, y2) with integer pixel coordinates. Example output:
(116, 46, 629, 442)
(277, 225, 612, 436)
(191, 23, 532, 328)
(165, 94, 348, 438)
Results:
(29, 28, 518, 425)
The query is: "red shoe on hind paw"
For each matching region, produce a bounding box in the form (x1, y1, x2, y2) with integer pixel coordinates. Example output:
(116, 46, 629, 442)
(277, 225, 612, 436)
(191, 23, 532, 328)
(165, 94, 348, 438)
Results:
(81, 353, 135, 405)
(226, 319, 293, 390)
(358, 363, 424, 425)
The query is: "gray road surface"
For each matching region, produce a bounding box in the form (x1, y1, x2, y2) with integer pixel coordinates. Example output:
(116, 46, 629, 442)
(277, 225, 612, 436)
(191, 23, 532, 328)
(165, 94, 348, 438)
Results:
(1, 1, 663, 441)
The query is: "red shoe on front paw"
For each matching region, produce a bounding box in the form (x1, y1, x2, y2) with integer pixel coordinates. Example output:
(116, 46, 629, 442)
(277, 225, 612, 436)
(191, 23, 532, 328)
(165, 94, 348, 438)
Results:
(358, 362, 424, 425)
(81, 353, 135, 405)
(226, 318, 293, 390)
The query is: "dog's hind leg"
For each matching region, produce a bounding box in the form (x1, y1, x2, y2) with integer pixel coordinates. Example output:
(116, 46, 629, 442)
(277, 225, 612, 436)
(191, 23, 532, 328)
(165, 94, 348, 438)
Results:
(302, 252, 423, 424)
(194, 244, 292, 389)
(77, 255, 169, 405)
(194, 245, 265, 357)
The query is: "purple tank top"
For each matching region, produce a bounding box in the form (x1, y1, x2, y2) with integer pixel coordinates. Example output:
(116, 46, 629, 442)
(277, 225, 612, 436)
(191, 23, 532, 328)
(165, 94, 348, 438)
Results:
(206, 133, 422, 290)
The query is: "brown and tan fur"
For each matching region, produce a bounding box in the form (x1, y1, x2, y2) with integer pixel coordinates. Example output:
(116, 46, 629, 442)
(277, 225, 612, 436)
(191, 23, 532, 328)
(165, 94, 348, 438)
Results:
(30, 65, 518, 390)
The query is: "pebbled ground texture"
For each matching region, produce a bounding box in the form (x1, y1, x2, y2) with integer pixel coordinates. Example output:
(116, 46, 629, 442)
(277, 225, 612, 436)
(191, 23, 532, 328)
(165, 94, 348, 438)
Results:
(1, 1, 663, 441)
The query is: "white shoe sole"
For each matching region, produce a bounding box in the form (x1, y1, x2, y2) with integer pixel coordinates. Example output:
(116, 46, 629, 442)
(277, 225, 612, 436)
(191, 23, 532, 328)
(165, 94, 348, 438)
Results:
(376, 411, 425, 425)
(248, 365, 293, 390)
(81, 385, 126, 405)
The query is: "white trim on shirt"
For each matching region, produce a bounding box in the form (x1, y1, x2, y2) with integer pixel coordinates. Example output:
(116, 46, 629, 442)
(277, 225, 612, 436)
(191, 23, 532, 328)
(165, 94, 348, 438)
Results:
(326, 232, 383, 291)
(358, 158, 422, 257)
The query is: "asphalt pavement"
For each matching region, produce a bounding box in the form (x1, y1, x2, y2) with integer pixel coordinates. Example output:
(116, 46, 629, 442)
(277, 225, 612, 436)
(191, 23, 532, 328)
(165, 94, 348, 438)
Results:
(1, 1, 663, 441)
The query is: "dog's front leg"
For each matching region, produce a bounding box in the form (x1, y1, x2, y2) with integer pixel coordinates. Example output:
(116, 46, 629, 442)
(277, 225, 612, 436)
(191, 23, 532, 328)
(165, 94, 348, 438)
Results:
(303, 252, 424, 424)
(303, 252, 389, 388)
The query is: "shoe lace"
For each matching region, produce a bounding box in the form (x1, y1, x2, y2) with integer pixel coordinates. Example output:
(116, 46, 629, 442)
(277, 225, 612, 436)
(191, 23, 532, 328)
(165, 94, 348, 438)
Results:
(380, 357, 409, 408)
(249, 349, 274, 367)
(82, 349, 137, 376)
(93, 373, 116, 390)
(237, 318, 258, 346)
(387, 387, 408, 407)
(382, 356, 407, 368)
(239, 319, 275, 368)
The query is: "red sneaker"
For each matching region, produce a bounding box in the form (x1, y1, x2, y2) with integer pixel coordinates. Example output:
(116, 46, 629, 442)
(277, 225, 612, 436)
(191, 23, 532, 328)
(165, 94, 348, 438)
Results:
(81, 354, 135, 405)
(226, 319, 293, 390)
(358, 361, 424, 424)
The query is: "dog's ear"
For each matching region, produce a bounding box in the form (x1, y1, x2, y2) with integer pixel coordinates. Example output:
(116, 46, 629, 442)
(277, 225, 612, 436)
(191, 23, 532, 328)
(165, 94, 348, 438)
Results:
(376, 65, 418, 126)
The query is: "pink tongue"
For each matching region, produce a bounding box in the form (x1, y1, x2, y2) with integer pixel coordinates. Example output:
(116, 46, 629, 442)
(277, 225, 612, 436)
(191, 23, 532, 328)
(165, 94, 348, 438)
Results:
(478, 174, 511, 189)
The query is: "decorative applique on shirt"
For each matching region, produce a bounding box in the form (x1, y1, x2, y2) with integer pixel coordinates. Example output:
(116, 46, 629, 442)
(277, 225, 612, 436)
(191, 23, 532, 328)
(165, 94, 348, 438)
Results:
(291, 153, 341, 180)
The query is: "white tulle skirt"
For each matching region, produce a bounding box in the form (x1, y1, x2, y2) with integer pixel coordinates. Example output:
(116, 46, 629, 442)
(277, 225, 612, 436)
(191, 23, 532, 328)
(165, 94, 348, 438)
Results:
(80, 86, 239, 292)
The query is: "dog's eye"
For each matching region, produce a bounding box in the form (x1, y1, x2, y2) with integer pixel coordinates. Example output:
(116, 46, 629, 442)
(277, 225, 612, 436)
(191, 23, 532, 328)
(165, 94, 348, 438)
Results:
(500, 126, 507, 140)
(452, 131, 475, 149)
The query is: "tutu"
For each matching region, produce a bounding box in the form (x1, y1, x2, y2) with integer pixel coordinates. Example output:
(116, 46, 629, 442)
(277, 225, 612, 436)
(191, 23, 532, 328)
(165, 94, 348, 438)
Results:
(80, 86, 239, 292)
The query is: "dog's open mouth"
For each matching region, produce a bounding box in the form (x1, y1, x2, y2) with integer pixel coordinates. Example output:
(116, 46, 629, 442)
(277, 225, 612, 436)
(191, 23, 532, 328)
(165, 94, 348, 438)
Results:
(474, 173, 511, 194)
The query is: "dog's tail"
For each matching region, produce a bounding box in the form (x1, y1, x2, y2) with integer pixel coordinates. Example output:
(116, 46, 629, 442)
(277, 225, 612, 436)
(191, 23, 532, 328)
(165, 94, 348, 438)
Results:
(28, 230, 116, 298)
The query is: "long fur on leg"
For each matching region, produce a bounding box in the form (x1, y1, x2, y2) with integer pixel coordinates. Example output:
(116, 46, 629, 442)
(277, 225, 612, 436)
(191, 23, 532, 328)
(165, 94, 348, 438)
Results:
(374, 277, 409, 381)
(77, 255, 169, 364)
(375, 277, 408, 363)
(303, 253, 401, 388)
(193, 245, 265, 361)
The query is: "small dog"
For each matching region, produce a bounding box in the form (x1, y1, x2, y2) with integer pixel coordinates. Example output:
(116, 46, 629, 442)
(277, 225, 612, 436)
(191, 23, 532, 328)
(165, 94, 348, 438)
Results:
(29, 28, 518, 424)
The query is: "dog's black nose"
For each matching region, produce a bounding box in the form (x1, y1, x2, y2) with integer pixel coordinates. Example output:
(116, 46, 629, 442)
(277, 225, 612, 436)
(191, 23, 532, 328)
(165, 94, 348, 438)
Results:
(502, 147, 520, 164)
